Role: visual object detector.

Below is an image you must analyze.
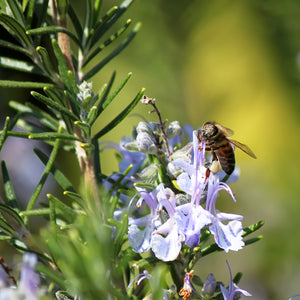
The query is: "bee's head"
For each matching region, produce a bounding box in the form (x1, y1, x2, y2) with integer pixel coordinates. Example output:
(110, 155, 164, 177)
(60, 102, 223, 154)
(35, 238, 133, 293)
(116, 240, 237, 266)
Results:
(199, 122, 218, 140)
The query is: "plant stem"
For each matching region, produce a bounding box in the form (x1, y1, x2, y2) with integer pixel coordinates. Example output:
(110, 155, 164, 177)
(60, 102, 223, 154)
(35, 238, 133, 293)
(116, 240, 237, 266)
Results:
(51, 0, 104, 222)
(151, 103, 171, 158)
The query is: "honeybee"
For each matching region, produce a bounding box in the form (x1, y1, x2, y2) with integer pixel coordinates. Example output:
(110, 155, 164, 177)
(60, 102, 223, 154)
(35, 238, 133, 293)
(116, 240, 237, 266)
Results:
(197, 121, 256, 175)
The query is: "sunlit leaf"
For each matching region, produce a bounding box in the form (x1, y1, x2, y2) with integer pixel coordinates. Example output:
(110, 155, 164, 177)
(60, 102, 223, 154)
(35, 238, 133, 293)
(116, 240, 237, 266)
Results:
(47, 194, 77, 224)
(0, 13, 32, 49)
(0, 56, 43, 74)
(98, 72, 132, 116)
(31, 91, 78, 121)
(26, 130, 62, 213)
(36, 46, 60, 81)
(51, 38, 72, 91)
(84, 19, 132, 66)
(0, 80, 54, 88)
(6, 0, 26, 27)
(28, 132, 81, 141)
(93, 87, 145, 139)
(83, 22, 141, 81)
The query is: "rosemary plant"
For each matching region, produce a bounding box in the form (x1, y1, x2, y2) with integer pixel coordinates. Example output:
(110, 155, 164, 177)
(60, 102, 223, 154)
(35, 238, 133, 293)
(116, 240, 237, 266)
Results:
(0, 1, 263, 299)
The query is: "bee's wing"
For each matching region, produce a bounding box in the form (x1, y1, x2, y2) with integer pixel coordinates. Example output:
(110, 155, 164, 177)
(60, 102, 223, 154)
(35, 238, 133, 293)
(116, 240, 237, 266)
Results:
(227, 138, 257, 159)
(215, 123, 234, 136)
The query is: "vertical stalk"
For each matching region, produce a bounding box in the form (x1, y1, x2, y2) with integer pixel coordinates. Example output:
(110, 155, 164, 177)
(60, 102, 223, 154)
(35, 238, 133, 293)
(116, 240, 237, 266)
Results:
(51, 0, 104, 222)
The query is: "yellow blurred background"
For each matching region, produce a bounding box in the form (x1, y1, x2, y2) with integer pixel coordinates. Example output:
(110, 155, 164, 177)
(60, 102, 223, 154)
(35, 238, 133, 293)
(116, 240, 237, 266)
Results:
(1, 1, 300, 299)
(97, 1, 300, 299)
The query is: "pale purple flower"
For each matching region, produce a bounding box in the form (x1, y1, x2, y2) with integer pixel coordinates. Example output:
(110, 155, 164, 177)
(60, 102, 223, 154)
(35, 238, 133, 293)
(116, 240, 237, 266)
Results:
(0, 253, 40, 300)
(220, 261, 251, 300)
(19, 253, 40, 299)
(174, 202, 212, 248)
(173, 131, 207, 205)
(151, 185, 183, 261)
(206, 174, 245, 252)
(128, 184, 162, 253)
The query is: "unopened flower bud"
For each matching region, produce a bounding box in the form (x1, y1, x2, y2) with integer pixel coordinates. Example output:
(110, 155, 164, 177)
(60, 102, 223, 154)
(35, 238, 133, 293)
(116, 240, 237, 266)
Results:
(166, 121, 181, 139)
(136, 121, 152, 134)
(202, 273, 216, 296)
(167, 143, 193, 178)
(136, 132, 157, 154)
(132, 164, 159, 184)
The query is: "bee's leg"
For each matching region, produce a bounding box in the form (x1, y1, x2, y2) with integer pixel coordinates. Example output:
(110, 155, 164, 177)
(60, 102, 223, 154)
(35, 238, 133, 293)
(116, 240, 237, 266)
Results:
(211, 151, 218, 161)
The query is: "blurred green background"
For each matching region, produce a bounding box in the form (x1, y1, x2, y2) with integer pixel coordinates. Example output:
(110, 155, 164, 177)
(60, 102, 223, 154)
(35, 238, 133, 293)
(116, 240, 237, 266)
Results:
(1, 1, 300, 299)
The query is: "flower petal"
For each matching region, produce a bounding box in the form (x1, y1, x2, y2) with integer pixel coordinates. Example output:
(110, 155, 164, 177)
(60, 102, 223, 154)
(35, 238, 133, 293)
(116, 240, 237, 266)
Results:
(152, 225, 182, 261)
(209, 220, 244, 252)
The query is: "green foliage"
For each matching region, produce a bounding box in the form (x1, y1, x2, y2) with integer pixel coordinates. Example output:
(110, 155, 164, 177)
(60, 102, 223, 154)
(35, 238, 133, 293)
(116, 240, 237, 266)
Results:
(0, 0, 263, 299)
(0, 0, 146, 298)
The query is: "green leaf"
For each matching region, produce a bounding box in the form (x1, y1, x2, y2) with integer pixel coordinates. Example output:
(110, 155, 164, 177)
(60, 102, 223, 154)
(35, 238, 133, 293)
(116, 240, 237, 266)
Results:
(83, 22, 141, 81)
(26, 102, 60, 131)
(84, 19, 132, 67)
(31, 91, 78, 121)
(0, 217, 15, 236)
(6, 0, 26, 27)
(67, 70, 79, 94)
(26, 130, 62, 214)
(20, 208, 51, 216)
(0, 56, 43, 74)
(0, 116, 10, 152)
(63, 191, 82, 205)
(22, 0, 30, 11)
(27, 26, 82, 48)
(47, 194, 77, 224)
(243, 220, 264, 237)
(97, 71, 116, 111)
(68, 4, 83, 40)
(28, 132, 81, 141)
(88, 0, 134, 49)
(43, 86, 65, 106)
(1, 161, 19, 211)
(0, 204, 24, 228)
(86, 106, 98, 125)
(1, 131, 30, 139)
(0, 80, 54, 88)
(98, 72, 132, 116)
(113, 213, 128, 257)
(93, 87, 145, 139)
(36, 262, 66, 290)
(34, 148, 77, 193)
(0, 13, 32, 49)
(24, 0, 35, 27)
(36, 46, 60, 80)
(51, 38, 72, 90)
(16, 119, 44, 134)
(244, 235, 263, 246)
(82, 0, 93, 46)
(74, 120, 90, 137)
(0, 39, 30, 56)
(92, 139, 101, 183)
(93, 0, 102, 25)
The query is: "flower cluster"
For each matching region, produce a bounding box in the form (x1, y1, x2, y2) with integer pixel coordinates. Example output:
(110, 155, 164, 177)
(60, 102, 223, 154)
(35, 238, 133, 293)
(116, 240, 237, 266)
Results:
(128, 129, 244, 262)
